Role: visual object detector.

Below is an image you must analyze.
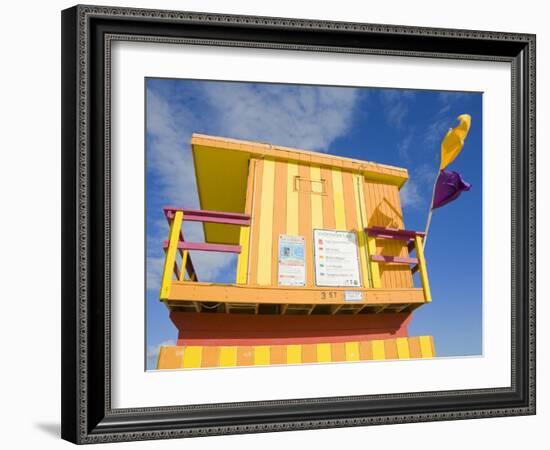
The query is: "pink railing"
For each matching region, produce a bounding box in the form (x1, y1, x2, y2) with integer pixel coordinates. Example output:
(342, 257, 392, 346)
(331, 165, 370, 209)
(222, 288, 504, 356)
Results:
(161, 207, 251, 286)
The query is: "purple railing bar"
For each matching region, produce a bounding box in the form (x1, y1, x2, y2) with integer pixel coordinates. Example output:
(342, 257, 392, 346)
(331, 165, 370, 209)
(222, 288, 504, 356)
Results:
(183, 214, 250, 226)
(371, 255, 419, 265)
(164, 207, 250, 220)
(163, 240, 242, 254)
(366, 226, 426, 241)
(411, 264, 419, 274)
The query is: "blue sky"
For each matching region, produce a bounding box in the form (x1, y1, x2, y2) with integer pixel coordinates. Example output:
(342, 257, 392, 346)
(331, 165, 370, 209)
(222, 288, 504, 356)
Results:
(145, 78, 483, 370)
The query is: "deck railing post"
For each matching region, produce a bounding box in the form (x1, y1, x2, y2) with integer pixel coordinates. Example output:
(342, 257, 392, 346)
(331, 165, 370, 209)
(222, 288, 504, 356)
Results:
(366, 233, 382, 288)
(160, 210, 183, 299)
(414, 235, 431, 302)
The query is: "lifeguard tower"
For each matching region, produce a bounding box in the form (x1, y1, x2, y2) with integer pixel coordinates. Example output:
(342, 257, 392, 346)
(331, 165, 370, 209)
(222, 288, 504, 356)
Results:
(156, 134, 435, 369)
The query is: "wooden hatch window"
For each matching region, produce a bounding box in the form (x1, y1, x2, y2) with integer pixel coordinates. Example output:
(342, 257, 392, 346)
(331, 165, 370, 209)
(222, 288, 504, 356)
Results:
(294, 176, 326, 195)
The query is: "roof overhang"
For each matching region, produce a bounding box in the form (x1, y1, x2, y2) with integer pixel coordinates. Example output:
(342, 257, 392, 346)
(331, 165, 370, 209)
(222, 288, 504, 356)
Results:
(191, 134, 409, 245)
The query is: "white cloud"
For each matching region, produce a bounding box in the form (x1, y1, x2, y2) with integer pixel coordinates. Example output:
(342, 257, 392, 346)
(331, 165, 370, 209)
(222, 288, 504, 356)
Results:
(401, 163, 438, 210)
(397, 131, 414, 162)
(379, 90, 415, 128)
(146, 81, 362, 287)
(146, 89, 198, 207)
(400, 179, 423, 209)
(200, 83, 360, 152)
(423, 117, 452, 147)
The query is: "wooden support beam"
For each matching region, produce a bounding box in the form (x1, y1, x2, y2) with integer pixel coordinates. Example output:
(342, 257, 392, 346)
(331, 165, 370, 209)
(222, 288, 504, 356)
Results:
(167, 283, 426, 305)
(179, 250, 188, 281)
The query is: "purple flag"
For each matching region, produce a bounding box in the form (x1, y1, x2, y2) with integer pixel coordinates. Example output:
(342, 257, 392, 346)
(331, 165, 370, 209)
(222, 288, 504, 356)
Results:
(432, 169, 471, 210)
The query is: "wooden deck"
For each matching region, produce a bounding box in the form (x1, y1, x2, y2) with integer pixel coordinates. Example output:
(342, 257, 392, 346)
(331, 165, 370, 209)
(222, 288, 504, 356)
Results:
(162, 281, 427, 315)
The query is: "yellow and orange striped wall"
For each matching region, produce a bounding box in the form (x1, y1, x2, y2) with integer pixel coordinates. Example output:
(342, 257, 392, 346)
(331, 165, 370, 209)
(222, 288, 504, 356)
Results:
(157, 336, 435, 369)
(191, 134, 416, 291)
(243, 158, 414, 290)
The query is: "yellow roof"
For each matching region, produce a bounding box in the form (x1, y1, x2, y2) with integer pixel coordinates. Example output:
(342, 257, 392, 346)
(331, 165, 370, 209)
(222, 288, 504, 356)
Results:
(191, 134, 409, 245)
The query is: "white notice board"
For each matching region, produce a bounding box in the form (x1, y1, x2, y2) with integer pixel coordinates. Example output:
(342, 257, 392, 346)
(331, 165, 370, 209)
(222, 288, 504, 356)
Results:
(278, 235, 306, 286)
(313, 229, 361, 287)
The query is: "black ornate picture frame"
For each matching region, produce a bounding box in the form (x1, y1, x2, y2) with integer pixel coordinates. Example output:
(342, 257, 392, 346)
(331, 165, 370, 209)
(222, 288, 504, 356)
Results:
(61, 4, 536, 444)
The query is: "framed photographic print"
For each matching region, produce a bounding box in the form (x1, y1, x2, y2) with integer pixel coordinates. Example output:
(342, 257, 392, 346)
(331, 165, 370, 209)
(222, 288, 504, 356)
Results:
(61, 4, 536, 444)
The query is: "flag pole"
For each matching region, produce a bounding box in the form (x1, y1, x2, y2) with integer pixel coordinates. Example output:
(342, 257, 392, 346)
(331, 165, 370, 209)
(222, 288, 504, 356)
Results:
(423, 173, 438, 250)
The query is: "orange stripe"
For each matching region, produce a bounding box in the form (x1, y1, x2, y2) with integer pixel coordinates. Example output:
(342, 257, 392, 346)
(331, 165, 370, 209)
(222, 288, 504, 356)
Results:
(408, 337, 423, 358)
(321, 166, 335, 229)
(248, 159, 263, 285)
(201, 346, 220, 368)
(390, 184, 413, 288)
(330, 342, 346, 362)
(270, 345, 286, 365)
(298, 163, 313, 286)
(271, 160, 287, 285)
(359, 341, 373, 360)
(387, 184, 404, 288)
(157, 346, 185, 369)
(384, 339, 399, 360)
(373, 182, 393, 288)
(236, 346, 254, 366)
(342, 170, 358, 232)
(302, 344, 317, 363)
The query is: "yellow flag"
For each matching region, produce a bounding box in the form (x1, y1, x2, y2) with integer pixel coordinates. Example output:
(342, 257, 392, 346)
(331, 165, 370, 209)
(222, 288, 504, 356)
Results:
(439, 114, 471, 170)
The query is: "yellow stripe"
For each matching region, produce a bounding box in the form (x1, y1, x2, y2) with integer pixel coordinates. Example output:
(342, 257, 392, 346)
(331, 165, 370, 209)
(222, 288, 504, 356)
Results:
(286, 162, 299, 235)
(159, 337, 435, 369)
(236, 226, 250, 284)
(317, 343, 332, 362)
(219, 346, 237, 367)
(287, 345, 302, 364)
(372, 340, 386, 360)
(257, 159, 275, 285)
(366, 234, 382, 288)
(419, 336, 434, 358)
(254, 346, 270, 365)
(353, 174, 370, 288)
(345, 342, 360, 361)
(415, 236, 432, 302)
(310, 165, 323, 230)
(182, 346, 202, 368)
(396, 338, 411, 359)
(331, 168, 346, 230)
(160, 211, 183, 298)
